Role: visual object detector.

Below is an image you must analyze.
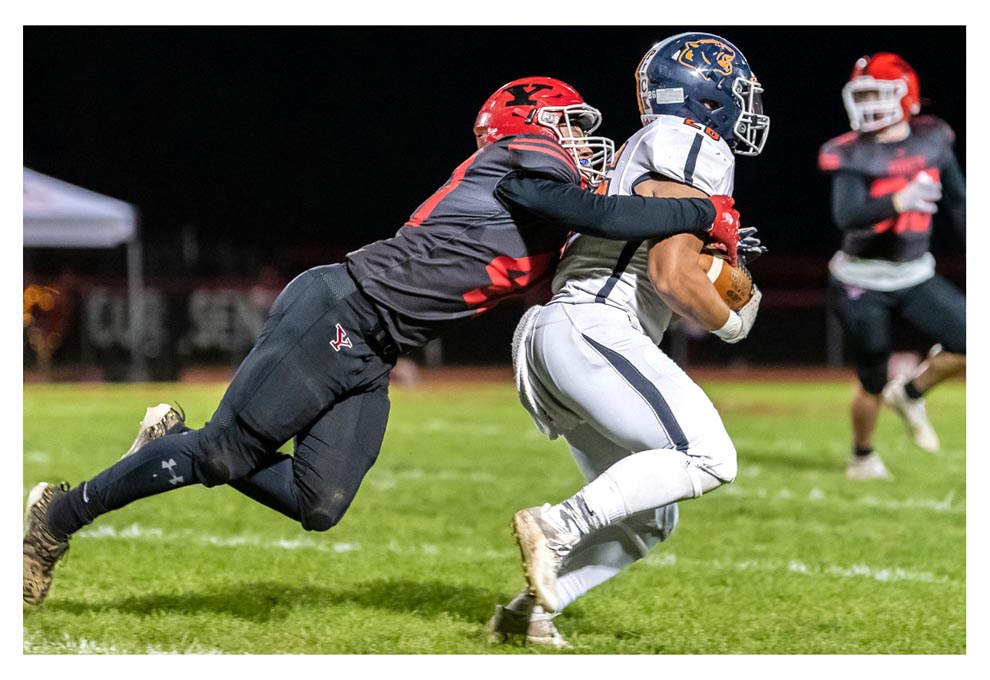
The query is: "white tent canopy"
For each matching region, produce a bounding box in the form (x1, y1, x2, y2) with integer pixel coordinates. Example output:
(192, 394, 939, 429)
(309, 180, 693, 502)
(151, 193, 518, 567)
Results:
(23, 167, 138, 248)
(23, 167, 147, 379)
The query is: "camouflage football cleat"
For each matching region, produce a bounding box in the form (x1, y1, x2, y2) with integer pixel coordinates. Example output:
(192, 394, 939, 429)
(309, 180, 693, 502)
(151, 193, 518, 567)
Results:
(122, 403, 186, 459)
(511, 505, 576, 613)
(23, 482, 71, 605)
(487, 601, 570, 649)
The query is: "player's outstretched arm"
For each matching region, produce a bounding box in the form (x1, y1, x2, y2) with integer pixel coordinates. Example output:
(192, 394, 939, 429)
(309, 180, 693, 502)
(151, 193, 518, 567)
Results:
(494, 172, 738, 247)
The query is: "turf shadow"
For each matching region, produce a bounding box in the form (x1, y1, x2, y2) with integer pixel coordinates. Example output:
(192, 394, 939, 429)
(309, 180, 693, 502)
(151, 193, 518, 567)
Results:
(43, 579, 507, 624)
(333, 578, 516, 623)
(44, 581, 312, 622)
(737, 447, 841, 473)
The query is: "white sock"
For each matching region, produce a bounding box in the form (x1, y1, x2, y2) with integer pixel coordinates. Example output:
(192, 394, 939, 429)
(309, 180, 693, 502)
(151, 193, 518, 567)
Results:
(556, 562, 623, 611)
(544, 448, 712, 541)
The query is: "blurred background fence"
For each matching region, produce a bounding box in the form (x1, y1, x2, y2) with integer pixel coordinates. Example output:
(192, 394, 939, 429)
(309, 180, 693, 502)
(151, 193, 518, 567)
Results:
(23, 236, 965, 381)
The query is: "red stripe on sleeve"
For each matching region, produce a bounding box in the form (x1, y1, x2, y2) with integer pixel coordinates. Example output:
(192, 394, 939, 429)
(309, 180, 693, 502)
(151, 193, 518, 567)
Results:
(819, 153, 840, 171)
(405, 153, 477, 227)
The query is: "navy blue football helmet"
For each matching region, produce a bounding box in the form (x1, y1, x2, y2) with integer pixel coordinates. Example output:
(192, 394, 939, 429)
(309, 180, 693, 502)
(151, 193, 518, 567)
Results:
(636, 32, 769, 156)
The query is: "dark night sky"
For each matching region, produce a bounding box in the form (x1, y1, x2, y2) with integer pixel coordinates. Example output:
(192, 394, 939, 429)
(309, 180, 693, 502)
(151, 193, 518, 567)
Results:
(23, 26, 967, 272)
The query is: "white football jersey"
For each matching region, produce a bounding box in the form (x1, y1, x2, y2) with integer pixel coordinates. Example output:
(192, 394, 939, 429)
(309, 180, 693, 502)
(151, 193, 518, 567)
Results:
(550, 115, 736, 343)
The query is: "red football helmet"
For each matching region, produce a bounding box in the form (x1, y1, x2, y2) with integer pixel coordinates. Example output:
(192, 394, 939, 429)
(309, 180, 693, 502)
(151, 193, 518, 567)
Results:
(473, 76, 614, 185)
(842, 53, 921, 133)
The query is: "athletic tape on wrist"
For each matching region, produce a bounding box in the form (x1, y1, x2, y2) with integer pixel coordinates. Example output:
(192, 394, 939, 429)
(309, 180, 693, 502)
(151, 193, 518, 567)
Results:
(712, 312, 743, 341)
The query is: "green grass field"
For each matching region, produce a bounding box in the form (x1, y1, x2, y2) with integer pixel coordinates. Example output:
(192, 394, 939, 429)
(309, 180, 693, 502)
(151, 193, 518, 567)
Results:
(22, 377, 966, 655)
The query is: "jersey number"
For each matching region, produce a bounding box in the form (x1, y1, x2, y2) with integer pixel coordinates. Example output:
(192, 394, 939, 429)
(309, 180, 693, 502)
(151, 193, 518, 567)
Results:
(683, 118, 721, 141)
(462, 254, 557, 311)
(871, 175, 935, 234)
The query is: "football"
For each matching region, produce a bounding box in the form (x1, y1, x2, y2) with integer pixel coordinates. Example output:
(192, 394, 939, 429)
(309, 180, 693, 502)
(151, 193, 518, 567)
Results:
(698, 251, 753, 311)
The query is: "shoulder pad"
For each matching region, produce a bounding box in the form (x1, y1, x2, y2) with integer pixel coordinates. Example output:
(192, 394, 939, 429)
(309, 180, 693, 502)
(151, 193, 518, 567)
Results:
(818, 131, 859, 172)
(911, 115, 956, 146)
(502, 134, 580, 183)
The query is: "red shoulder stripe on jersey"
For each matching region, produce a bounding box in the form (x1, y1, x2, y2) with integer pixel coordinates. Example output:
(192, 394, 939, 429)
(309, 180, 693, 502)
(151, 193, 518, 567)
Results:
(832, 131, 859, 147)
(819, 152, 840, 171)
(507, 140, 578, 171)
(406, 152, 477, 227)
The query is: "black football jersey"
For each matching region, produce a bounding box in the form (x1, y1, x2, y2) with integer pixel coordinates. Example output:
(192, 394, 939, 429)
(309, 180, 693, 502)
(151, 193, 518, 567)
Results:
(346, 134, 581, 352)
(818, 116, 958, 261)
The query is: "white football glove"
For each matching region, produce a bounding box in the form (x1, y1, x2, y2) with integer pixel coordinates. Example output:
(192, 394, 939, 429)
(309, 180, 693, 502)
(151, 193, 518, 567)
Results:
(893, 173, 942, 214)
(713, 284, 762, 344)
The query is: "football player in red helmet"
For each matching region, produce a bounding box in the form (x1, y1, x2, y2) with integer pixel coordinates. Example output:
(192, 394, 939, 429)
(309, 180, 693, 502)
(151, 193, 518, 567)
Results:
(820, 53, 966, 480)
(23, 75, 746, 607)
(842, 52, 921, 134)
(473, 76, 614, 187)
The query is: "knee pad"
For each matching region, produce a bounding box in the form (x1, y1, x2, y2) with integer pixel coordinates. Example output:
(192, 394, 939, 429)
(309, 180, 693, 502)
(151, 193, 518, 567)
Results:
(300, 512, 337, 533)
(856, 353, 888, 394)
(299, 503, 341, 532)
(688, 430, 737, 487)
(298, 486, 355, 532)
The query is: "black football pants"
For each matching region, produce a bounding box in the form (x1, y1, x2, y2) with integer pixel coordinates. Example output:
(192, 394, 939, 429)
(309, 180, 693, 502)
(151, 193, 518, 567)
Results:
(82, 264, 399, 532)
(828, 273, 966, 394)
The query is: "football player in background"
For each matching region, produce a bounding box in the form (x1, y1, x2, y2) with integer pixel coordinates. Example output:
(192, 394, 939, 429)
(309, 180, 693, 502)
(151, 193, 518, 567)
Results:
(23, 77, 748, 606)
(819, 53, 966, 481)
(488, 33, 769, 647)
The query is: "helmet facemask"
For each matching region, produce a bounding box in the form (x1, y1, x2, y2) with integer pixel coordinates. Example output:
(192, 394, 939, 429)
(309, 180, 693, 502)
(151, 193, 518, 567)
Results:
(731, 76, 770, 156)
(842, 76, 908, 132)
(535, 104, 615, 187)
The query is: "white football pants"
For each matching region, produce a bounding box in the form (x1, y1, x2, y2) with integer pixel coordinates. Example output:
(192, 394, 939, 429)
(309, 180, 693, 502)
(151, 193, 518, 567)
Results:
(517, 302, 737, 610)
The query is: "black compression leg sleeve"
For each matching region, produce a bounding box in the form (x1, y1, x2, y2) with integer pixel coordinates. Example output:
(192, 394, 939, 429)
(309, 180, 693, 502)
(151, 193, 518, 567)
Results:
(47, 430, 203, 538)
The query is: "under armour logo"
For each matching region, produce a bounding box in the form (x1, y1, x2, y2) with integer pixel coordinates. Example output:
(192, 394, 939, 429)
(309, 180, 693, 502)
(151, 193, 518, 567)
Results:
(162, 459, 184, 485)
(330, 323, 352, 352)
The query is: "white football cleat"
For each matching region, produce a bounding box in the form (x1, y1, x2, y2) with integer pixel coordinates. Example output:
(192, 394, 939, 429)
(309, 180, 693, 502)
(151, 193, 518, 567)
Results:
(487, 600, 570, 649)
(846, 452, 893, 481)
(882, 377, 940, 453)
(511, 505, 576, 613)
(122, 403, 186, 459)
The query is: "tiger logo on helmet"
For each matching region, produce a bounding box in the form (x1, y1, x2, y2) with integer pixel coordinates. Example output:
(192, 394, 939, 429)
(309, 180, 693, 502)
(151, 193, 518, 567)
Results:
(677, 38, 737, 79)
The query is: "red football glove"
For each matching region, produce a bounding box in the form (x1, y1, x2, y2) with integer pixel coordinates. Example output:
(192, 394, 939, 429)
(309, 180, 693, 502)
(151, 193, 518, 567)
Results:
(705, 195, 741, 267)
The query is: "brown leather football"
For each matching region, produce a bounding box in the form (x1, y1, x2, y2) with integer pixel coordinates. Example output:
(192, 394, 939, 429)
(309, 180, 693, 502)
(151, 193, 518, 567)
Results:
(698, 252, 752, 311)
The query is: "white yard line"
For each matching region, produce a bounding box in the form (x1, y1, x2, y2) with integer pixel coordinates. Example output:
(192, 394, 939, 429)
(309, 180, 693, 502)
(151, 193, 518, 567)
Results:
(75, 523, 962, 587)
(721, 484, 962, 514)
(23, 632, 223, 655)
(642, 552, 960, 586)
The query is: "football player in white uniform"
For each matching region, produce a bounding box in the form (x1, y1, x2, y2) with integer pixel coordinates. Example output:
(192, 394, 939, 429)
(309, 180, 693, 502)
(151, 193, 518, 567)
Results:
(488, 32, 770, 647)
